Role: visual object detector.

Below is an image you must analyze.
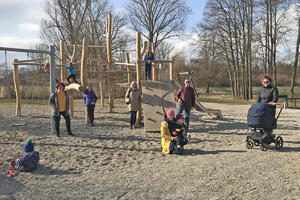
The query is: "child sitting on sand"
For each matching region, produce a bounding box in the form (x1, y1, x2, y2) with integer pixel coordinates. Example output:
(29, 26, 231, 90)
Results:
(10, 139, 40, 172)
(171, 113, 190, 150)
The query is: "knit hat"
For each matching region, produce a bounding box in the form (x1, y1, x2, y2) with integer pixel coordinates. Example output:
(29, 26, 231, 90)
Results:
(176, 113, 184, 120)
(23, 139, 34, 152)
(56, 82, 65, 89)
(166, 109, 175, 116)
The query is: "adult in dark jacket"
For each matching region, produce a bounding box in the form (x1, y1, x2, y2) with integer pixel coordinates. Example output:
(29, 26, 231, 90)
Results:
(144, 47, 154, 80)
(257, 75, 279, 117)
(84, 84, 98, 126)
(176, 79, 195, 131)
(49, 82, 73, 137)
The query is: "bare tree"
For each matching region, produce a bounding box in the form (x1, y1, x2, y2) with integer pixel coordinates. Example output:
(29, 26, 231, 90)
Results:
(127, 0, 191, 48)
(155, 41, 173, 59)
(40, 0, 129, 59)
(290, 17, 300, 98)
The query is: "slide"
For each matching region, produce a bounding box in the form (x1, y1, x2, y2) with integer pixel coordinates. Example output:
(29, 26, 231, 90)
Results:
(174, 80, 222, 119)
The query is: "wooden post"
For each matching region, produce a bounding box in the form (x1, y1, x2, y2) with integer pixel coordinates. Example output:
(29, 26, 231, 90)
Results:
(141, 41, 148, 56)
(151, 42, 157, 81)
(60, 40, 67, 82)
(136, 32, 142, 124)
(13, 59, 21, 117)
(106, 12, 114, 112)
(125, 52, 131, 83)
(98, 54, 105, 107)
(80, 37, 89, 88)
(169, 57, 174, 82)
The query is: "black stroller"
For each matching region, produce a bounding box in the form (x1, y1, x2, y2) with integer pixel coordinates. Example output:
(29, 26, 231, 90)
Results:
(246, 102, 284, 151)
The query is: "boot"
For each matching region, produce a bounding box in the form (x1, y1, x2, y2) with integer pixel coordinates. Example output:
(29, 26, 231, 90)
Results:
(67, 131, 74, 136)
(56, 132, 60, 137)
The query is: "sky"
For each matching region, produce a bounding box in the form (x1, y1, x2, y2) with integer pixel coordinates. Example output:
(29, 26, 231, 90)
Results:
(0, 0, 207, 66)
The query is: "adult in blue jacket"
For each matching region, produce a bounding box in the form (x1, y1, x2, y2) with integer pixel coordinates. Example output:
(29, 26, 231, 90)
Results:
(144, 47, 154, 80)
(84, 84, 98, 126)
(65, 61, 78, 83)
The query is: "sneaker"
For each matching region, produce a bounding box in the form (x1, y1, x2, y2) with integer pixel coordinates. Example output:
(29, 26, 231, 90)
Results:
(56, 132, 60, 137)
(9, 160, 16, 169)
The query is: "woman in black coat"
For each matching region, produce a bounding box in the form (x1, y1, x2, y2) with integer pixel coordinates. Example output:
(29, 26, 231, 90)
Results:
(257, 75, 279, 116)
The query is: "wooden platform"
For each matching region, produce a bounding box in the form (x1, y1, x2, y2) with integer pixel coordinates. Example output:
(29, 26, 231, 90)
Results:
(142, 80, 176, 132)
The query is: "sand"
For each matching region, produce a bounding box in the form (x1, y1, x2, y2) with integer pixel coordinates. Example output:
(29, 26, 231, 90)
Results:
(0, 102, 299, 200)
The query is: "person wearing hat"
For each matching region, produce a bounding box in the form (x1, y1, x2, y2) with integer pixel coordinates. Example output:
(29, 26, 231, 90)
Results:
(176, 78, 195, 131)
(49, 82, 74, 137)
(160, 109, 185, 154)
(10, 139, 40, 172)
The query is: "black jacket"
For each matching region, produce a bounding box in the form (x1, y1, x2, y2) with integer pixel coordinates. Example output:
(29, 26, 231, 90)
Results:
(257, 84, 279, 103)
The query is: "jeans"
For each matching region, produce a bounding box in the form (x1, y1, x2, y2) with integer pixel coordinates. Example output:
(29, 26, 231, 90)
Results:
(130, 111, 137, 126)
(145, 63, 152, 80)
(67, 74, 78, 83)
(87, 104, 95, 124)
(53, 112, 71, 134)
(177, 104, 191, 130)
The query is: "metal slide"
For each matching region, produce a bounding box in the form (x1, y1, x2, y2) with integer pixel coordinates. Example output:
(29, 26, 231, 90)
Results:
(174, 80, 223, 119)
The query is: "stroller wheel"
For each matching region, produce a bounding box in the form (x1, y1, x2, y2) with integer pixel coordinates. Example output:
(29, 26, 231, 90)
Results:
(260, 143, 268, 151)
(246, 139, 254, 149)
(275, 136, 283, 150)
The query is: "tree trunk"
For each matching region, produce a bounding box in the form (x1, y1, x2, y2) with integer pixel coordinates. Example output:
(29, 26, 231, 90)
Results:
(290, 17, 300, 98)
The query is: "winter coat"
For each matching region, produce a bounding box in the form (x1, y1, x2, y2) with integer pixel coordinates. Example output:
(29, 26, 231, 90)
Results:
(144, 52, 154, 62)
(84, 91, 98, 105)
(49, 90, 70, 116)
(65, 64, 75, 75)
(257, 84, 279, 103)
(176, 86, 196, 107)
(125, 87, 141, 111)
(161, 121, 174, 154)
(15, 151, 40, 172)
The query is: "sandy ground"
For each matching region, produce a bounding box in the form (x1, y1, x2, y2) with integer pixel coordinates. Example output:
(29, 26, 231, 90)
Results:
(0, 102, 299, 200)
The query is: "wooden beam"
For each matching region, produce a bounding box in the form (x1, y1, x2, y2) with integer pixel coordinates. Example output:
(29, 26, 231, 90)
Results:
(114, 62, 136, 66)
(151, 42, 158, 81)
(136, 32, 142, 124)
(141, 41, 148, 55)
(17, 58, 49, 63)
(125, 52, 132, 83)
(60, 40, 67, 82)
(98, 54, 105, 107)
(80, 37, 89, 88)
(169, 57, 174, 81)
(106, 12, 114, 112)
(139, 59, 173, 64)
(13, 59, 21, 117)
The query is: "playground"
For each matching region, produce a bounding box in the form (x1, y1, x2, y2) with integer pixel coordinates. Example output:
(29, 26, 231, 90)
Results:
(0, 102, 300, 199)
(0, 3, 300, 199)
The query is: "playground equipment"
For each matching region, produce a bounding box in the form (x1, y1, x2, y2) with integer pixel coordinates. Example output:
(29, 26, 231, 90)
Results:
(1, 12, 222, 133)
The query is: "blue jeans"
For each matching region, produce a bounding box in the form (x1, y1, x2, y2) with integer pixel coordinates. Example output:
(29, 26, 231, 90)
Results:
(177, 104, 191, 130)
(130, 111, 137, 126)
(145, 63, 152, 80)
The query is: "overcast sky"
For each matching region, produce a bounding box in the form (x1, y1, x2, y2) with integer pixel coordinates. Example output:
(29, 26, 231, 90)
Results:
(0, 0, 207, 66)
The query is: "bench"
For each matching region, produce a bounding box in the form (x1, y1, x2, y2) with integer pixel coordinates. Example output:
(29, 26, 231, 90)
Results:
(278, 95, 300, 109)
